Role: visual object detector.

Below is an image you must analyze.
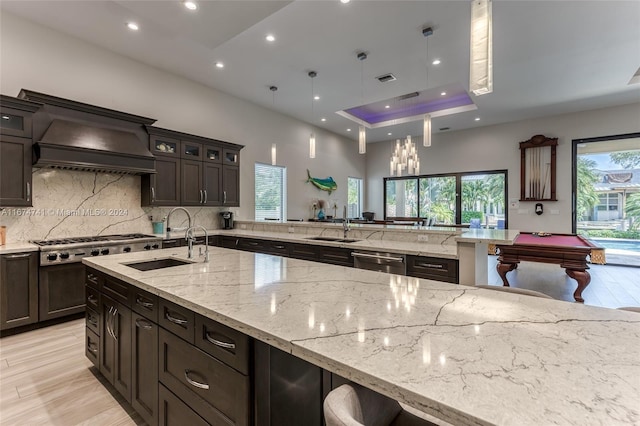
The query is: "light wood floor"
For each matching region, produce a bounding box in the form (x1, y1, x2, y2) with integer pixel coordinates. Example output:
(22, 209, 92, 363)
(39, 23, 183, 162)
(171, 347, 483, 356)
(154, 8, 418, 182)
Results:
(1, 260, 638, 425)
(0, 319, 143, 426)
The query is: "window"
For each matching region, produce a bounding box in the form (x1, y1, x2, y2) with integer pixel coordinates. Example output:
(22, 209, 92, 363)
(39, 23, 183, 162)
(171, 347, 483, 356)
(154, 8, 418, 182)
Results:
(384, 170, 507, 227)
(255, 163, 286, 221)
(347, 177, 363, 218)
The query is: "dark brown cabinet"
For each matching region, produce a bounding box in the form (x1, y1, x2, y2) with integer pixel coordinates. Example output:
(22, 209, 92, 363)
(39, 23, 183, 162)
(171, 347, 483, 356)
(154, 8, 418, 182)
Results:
(143, 126, 241, 207)
(132, 312, 159, 425)
(100, 294, 133, 403)
(0, 96, 39, 207)
(0, 252, 38, 330)
(142, 132, 181, 206)
(406, 255, 459, 284)
(39, 262, 85, 321)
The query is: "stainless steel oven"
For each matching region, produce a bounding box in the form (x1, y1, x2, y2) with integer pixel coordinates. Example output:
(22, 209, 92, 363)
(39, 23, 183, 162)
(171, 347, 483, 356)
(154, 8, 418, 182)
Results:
(31, 234, 162, 321)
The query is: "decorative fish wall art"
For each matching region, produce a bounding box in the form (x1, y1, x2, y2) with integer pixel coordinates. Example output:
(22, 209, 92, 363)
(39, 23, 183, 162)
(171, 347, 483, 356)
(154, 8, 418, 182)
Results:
(306, 169, 337, 194)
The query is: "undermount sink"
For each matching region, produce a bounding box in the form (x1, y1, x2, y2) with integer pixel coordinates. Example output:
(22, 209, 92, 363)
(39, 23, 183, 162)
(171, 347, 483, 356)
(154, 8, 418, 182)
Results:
(125, 258, 193, 271)
(305, 236, 360, 243)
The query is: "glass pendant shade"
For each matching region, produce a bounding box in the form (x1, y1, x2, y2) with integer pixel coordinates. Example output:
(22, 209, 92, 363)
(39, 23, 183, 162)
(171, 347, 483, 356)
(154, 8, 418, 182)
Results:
(390, 136, 420, 177)
(358, 125, 366, 154)
(309, 133, 316, 159)
(470, 0, 493, 95)
(423, 114, 431, 147)
(271, 143, 277, 165)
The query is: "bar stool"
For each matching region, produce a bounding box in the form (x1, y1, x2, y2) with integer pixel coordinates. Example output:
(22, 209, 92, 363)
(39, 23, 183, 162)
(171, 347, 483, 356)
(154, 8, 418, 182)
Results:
(323, 383, 438, 426)
(476, 284, 553, 299)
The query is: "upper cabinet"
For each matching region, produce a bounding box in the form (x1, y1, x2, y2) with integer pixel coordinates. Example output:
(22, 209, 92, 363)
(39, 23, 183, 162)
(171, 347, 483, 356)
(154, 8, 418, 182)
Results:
(0, 96, 41, 207)
(142, 126, 242, 207)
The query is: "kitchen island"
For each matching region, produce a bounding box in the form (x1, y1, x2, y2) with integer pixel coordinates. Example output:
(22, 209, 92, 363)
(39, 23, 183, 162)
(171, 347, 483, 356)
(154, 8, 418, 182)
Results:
(84, 246, 640, 426)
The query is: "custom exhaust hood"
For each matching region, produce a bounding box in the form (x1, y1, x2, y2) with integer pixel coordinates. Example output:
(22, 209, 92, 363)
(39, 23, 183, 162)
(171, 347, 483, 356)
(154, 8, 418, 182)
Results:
(19, 89, 157, 175)
(34, 119, 156, 174)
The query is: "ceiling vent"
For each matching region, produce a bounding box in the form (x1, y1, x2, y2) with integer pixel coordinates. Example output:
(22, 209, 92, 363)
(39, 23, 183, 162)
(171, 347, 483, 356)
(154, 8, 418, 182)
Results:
(376, 73, 397, 83)
(397, 92, 419, 101)
(439, 127, 451, 131)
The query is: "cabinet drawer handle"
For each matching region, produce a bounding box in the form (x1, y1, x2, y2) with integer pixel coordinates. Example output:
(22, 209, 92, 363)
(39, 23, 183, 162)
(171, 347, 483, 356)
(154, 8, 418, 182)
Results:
(184, 370, 210, 390)
(26, 182, 30, 202)
(135, 318, 153, 330)
(203, 189, 207, 204)
(165, 311, 188, 326)
(87, 294, 98, 305)
(106, 306, 115, 339)
(151, 187, 156, 202)
(87, 314, 98, 326)
(112, 307, 119, 341)
(88, 343, 98, 354)
(273, 245, 285, 249)
(205, 332, 236, 350)
(199, 189, 203, 204)
(136, 297, 154, 309)
(417, 263, 444, 269)
(223, 191, 227, 204)
(248, 242, 259, 246)
(6, 253, 31, 259)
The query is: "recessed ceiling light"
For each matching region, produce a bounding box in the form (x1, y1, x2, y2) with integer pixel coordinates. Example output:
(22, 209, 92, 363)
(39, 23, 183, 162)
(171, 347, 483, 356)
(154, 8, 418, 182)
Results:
(474, 117, 480, 121)
(340, 0, 351, 3)
(183, 1, 197, 10)
(126, 22, 139, 31)
(432, 59, 441, 65)
(215, 62, 224, 69)
(440, 92, 447, 96)
(347, 128, 352, 132)
(385, 105, 390, 109)
(265, 34, 276, 42)
(321, 118, 327, 122)
(387, 132, 392, 136)
(314, 95, 320, 100)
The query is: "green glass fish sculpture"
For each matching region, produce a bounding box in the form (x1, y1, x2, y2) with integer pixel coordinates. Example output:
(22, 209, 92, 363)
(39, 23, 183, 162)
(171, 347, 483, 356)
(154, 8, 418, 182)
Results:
(307, 169, 337, 194)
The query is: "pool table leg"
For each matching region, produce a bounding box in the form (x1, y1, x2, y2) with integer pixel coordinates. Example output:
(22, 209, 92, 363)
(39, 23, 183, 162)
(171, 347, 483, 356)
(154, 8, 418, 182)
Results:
(496, 262, 518, 287)
(565, 269, 591, 303)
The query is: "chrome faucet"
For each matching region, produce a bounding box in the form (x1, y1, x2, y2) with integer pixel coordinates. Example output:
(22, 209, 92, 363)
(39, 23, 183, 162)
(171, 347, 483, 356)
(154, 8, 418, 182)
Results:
(343, 205, 350, 239)
(185, 226, 209, 262)
(166, 207, 193, 232)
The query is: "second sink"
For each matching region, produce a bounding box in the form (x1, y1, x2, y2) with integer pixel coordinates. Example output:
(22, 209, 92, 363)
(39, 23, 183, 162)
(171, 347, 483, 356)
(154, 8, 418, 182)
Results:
(306, 236, 360, 243)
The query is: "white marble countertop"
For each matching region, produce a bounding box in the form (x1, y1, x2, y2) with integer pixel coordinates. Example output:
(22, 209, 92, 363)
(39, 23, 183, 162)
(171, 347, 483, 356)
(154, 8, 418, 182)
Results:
(84, 247, 640, 426)
(0, 242, 40, 254)
(457, 228, 520, 244)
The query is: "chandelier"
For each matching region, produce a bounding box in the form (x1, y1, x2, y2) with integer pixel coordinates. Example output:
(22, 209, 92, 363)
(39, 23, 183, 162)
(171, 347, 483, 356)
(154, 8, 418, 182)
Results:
(390, 135, 420, 176)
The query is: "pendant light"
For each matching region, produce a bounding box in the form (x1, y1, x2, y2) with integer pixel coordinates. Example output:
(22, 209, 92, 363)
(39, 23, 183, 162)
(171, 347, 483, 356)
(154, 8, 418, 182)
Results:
(470, 0, 493, 95)
(357, 52, 367, 154)
(270, 86, 278, 165)
(423, 27, 433, 147)
(308, 71, 317, 159)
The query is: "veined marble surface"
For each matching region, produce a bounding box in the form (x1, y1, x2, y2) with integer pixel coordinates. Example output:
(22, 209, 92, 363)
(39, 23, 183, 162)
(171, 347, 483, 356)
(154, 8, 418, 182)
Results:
(84, 247, 640, 426)
(217, 229, 459, 259)
(0, 169, 226, 243)
(0, 241, 39, 254)
(457, 228, 520, 244)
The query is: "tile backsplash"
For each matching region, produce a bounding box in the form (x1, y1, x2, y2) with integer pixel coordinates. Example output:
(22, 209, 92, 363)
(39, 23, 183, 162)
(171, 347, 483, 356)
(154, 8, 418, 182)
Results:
(0, 169, 229, 243)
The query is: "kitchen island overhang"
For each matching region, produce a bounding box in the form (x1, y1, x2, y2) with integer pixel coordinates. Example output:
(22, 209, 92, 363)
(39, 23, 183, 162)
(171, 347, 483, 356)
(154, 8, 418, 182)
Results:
(83, 246, 640, 426)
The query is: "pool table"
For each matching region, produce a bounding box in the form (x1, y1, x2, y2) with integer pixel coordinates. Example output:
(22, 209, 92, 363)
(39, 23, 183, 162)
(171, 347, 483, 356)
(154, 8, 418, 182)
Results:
(495, 233, 600, 302)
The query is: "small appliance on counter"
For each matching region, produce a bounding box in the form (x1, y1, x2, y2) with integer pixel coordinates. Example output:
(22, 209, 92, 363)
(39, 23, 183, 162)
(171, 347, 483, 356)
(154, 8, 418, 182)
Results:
(220, 211, 234, 229)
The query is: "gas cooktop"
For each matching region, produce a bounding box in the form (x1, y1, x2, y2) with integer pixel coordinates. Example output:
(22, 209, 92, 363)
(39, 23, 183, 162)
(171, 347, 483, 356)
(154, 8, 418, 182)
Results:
(32, 233, 163, 265)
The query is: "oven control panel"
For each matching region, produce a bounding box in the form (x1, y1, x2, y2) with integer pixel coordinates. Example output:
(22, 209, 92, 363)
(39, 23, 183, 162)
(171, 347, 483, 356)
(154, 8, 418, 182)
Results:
(39, 240, 162, 265)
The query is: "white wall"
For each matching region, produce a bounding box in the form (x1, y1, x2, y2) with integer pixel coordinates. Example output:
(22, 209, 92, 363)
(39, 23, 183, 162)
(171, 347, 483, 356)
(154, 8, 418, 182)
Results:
(366, 103, 640, 233)
(0, 12, 365, 223)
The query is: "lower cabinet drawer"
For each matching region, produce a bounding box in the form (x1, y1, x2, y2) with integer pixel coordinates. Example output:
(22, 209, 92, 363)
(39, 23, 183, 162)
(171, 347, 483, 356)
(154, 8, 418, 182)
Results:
(159, 384, 210, 426)
(85, 327, 99, 368)
(195, 315, 250, 375)
(86, 285, 100, 312)
(159, 328, 250, 426)
(85, 306, 100, 335)
(159, 299, 195, 344)
(406, 255, 459, 283)
(132, 287, 159, 322)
